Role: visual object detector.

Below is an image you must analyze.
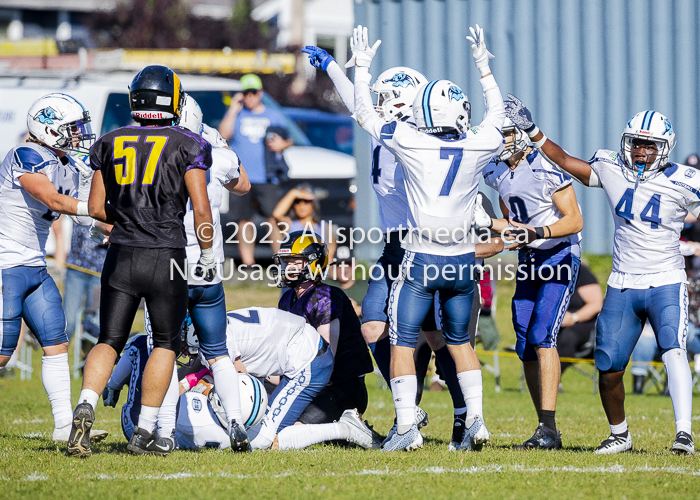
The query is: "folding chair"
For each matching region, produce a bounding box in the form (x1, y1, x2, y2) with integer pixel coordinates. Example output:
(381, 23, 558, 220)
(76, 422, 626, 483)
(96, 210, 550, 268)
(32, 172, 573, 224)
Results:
(567, 326, 598, 394)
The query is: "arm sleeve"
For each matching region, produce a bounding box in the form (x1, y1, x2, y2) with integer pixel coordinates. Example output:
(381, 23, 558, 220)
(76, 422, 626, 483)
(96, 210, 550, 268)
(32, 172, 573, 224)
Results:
(354, 67, 391, 143)
(107, 347, 136, 390)
(187, 136, 213, 171)
(478, 74, 505, 131)
(327, 61, 355, 114)
(217, 148, 241, 183)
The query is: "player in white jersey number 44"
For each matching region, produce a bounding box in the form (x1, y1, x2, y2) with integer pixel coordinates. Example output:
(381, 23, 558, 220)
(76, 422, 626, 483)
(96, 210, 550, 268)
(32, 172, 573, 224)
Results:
(505, 96, 696, 455)
(350, 24, 504, 451)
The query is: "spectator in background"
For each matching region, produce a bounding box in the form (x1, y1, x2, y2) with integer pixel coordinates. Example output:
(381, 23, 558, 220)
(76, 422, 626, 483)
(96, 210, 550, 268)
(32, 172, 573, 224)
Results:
(273, 184, 337, 263)
(219, 74, 292, 266)
(557, 263, 604, 375)
(62, 224, 109, 340)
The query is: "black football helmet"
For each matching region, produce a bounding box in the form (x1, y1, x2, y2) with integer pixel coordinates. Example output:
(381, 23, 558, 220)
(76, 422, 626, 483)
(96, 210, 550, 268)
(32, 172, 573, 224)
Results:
(273, 231, 329, 288)
(129, 65, 184, 124)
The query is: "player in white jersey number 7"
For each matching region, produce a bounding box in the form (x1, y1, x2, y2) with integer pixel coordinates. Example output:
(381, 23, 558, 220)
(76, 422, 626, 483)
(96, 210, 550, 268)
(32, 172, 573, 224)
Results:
(352, 24, 505, 451)
(505, 96, 696, 455)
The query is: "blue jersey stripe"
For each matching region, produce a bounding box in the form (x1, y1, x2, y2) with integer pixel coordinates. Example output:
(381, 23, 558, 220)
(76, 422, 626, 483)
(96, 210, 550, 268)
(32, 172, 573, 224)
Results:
(422, 80, 438, 128)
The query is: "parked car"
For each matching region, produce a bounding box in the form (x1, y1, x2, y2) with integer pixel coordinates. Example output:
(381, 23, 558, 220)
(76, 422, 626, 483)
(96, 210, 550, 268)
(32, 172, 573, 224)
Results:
(0, 72, 356, 261)
(282, 106, 353, 156)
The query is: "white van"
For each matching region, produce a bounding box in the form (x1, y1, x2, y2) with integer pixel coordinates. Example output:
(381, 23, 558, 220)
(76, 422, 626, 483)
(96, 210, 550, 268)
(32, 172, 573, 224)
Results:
(0, 72, 356, 258)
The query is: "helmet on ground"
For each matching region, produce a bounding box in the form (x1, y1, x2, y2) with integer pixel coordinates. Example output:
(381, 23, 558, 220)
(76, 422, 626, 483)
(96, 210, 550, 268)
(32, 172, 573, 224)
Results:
(620, 110, 676, 179)
(496, 117, 528, 162)
(412, 80, 471, 135)
(27, 93, 95, 155)
(209, 374, 268, 429)
(371, 67, 428, 122)
(273, 231, 328, 288)
(178, 94, 203, 135)
(129, 65, 184, 124)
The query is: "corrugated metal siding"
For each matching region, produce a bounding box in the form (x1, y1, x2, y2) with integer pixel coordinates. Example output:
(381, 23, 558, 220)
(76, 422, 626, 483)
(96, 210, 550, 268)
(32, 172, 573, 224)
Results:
(352, 0, 700, 258)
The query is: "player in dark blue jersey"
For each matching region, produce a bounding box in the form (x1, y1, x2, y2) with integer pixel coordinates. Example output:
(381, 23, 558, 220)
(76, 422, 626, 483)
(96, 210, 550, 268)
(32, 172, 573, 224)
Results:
(273, 232, 377, 450)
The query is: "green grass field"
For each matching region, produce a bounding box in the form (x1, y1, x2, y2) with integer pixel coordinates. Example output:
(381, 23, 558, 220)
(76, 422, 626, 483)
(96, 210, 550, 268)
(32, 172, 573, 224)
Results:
(1, 255, 699, 499)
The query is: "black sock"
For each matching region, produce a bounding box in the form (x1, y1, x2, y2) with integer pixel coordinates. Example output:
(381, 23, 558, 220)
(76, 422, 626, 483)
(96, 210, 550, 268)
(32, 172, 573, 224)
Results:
(539, 410, 556, 431)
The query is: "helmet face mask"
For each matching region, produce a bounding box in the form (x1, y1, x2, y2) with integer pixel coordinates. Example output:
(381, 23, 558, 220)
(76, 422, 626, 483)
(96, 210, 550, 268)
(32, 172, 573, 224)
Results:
(273, 231, 329, 288)
(27, 94, 95, 155)
(497, 118, 529, 162)
(620, 110, 676, 180)
(371, 67, 427, 123)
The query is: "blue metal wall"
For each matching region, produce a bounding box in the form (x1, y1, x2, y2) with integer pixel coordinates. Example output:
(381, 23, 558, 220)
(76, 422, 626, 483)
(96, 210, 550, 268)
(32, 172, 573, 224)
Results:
(352, 0, 700, 258)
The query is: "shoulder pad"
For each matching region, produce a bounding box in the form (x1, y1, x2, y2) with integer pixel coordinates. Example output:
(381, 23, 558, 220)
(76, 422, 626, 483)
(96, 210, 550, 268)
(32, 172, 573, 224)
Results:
(587, 149, 620, 166)
(11, 144, 58, 173)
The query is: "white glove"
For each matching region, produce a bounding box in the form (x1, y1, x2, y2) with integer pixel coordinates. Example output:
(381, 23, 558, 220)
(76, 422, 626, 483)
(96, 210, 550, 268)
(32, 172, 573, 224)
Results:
(473, 194, 493, 229)
(344, 25, 381, 69)
(72, 156, 93, 202)
(89, 222, 108, 245)
(466, 24, 494, 71)
(194, 247, 217, 282)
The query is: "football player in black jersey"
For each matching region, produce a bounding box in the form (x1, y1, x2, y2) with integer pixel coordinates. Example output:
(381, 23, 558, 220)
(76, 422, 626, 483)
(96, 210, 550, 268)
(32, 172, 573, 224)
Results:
(273, 232, 378, 450)
(67, 66, 243, 457)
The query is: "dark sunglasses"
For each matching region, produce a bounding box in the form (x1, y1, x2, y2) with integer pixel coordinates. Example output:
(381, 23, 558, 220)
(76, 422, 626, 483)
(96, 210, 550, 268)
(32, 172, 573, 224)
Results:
(293, 198, 313, 205)
(242, 89, 259, 96)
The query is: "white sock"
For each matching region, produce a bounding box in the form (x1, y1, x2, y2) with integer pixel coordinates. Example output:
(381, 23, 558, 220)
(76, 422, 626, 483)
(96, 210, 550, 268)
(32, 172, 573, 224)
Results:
(610, 419, 628, 435)
(157, 367, 179, 438)
(662, 348, 693, 435)
(457, 370, 483, 420)
(390, 375, 417, 434)
(211, 358, 242, 422)
(138, 405, 160, 433)
(41, 353, 72, 429)
(277, 423, 348, 450)
(78, 389, 99, 410)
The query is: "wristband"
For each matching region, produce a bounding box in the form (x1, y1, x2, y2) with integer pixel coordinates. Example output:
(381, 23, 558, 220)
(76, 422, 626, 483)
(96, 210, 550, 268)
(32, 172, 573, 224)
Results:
(526, 125, 540, 138)
(76, 201, 89, 216)
(571, 312, 580, 324)
(532, 133, 548, 149)
(534, 227, 545, 239)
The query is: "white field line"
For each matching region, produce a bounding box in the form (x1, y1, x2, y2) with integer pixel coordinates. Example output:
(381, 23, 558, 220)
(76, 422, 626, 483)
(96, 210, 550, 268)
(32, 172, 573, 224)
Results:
(5, 464, 700, 482)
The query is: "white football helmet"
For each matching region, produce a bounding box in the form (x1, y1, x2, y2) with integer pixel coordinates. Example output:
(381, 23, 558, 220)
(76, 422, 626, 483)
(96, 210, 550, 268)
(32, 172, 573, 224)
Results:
(620, 110, 676, 179)
(178, 94, 203, 135)
(27, 93, 95, 155)
(412, 80, 471, 134)
(371, 67, 427, 122)
(496, 117, 528, 162)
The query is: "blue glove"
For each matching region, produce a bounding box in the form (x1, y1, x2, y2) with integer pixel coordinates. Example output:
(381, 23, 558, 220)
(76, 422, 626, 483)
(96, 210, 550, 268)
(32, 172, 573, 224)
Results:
(504, 93, 536, 133)
(301, 46, 335, 71)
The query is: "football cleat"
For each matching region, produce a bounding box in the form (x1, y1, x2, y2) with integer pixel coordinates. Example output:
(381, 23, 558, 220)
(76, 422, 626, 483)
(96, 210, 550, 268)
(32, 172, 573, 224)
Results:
(381, 424, 423, 452)
(594, 431, 633, 454)
(382, 406, 430, 447)
(67, 402, 94, 458)
(415, 406, 429, 429)
(671, 431, 695, 455)
(460, 415, 489, 451)
(54, 424, 107, 443)
(229, 420, 251, 452)
(448, 412, 467, 451)
(523, 423, 562, 450)
(126, 426, 173, 456)
(340, 409, 376, 449)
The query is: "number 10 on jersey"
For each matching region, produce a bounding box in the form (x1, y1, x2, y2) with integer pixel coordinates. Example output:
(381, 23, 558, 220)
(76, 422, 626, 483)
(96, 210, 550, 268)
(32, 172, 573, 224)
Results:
(113, 135, 167, 185)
